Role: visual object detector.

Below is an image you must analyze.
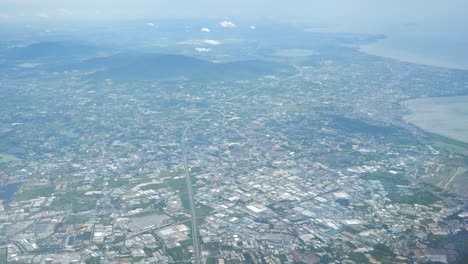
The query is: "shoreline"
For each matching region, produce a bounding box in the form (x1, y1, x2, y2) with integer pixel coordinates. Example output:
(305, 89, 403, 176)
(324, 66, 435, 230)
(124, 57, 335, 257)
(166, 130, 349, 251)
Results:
(360, 39, 468, 71)
(402, 96, 468, 144)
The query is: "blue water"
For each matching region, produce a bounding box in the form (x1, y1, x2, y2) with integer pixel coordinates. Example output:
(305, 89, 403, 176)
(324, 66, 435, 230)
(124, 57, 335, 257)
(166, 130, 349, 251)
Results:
(338, 20, 468, 70)
(361, 30, 468, 70)
(0, 183, 21, 202)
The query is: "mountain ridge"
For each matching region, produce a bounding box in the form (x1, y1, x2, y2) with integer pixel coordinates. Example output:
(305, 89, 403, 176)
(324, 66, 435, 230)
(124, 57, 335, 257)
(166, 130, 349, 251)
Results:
(73, 53, 292, 81)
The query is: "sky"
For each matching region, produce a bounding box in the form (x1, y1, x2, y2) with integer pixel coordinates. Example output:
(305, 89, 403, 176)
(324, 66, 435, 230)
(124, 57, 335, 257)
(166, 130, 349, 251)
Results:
(1, 0, 467, 27)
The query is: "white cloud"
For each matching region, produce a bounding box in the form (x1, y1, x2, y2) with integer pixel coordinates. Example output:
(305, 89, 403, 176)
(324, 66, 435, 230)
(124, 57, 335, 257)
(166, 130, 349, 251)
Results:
(219, 20, 236, 28)
(195, 47, 211, 53)
(146, 22, 155, 27)
(58, 9, 73, 16)
(178, 39, 221, 46)
(0, 13, 10, 20)
(38, 13, 49, 19)
(203, 39, 221, 45)
(250, 26, 256, 30)
(200, 27, 211, 32)
(177, 40, 200, 45)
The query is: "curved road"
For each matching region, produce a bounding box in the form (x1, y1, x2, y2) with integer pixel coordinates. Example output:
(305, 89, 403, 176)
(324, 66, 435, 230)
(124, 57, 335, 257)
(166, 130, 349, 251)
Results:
(180, 65, 303, 264)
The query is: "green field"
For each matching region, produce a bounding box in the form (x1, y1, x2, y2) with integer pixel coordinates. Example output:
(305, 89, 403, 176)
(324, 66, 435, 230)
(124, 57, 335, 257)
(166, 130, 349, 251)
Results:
(0, 154, 21, 164)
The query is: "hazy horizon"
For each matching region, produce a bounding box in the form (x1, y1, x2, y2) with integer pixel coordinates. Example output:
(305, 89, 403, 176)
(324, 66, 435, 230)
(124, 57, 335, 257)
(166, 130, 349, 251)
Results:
(1, 1, 467, 26)
(2, 0, 468, 69)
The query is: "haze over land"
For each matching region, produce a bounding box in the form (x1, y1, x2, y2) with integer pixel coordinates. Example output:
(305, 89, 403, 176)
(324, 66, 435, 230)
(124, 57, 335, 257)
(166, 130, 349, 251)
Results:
(2, 1, 468, 69)
(0, 1, 467, 264)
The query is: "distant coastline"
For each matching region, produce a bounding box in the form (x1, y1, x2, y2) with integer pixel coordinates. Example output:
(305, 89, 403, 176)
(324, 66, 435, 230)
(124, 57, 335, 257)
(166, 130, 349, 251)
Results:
(360, 35, 468, 71)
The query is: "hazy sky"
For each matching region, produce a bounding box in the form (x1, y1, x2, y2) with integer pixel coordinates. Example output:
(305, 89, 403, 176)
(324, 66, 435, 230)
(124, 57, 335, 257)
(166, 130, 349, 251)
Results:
(1, 0, 467, 40)
(1, 1, 468, 69)
(1, 0, 467, 25)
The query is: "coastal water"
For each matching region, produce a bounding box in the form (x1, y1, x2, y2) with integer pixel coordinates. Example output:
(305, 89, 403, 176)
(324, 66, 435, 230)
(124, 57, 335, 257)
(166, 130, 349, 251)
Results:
(361, 30, 468, 70)
(335, 20, 468, 70)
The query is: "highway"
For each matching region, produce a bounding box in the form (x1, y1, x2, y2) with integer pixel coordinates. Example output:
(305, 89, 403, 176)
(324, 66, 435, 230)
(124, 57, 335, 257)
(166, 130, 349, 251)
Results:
(180, 65, 302, 264)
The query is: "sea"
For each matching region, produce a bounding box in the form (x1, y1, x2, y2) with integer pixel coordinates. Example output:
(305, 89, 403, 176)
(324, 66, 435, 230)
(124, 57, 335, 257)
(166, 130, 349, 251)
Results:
(337, 20, 468, 70)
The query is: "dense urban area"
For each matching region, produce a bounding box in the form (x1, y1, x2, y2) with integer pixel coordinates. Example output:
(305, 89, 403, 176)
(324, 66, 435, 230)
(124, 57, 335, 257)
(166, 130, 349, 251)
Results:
(0, 21, 467, 263)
